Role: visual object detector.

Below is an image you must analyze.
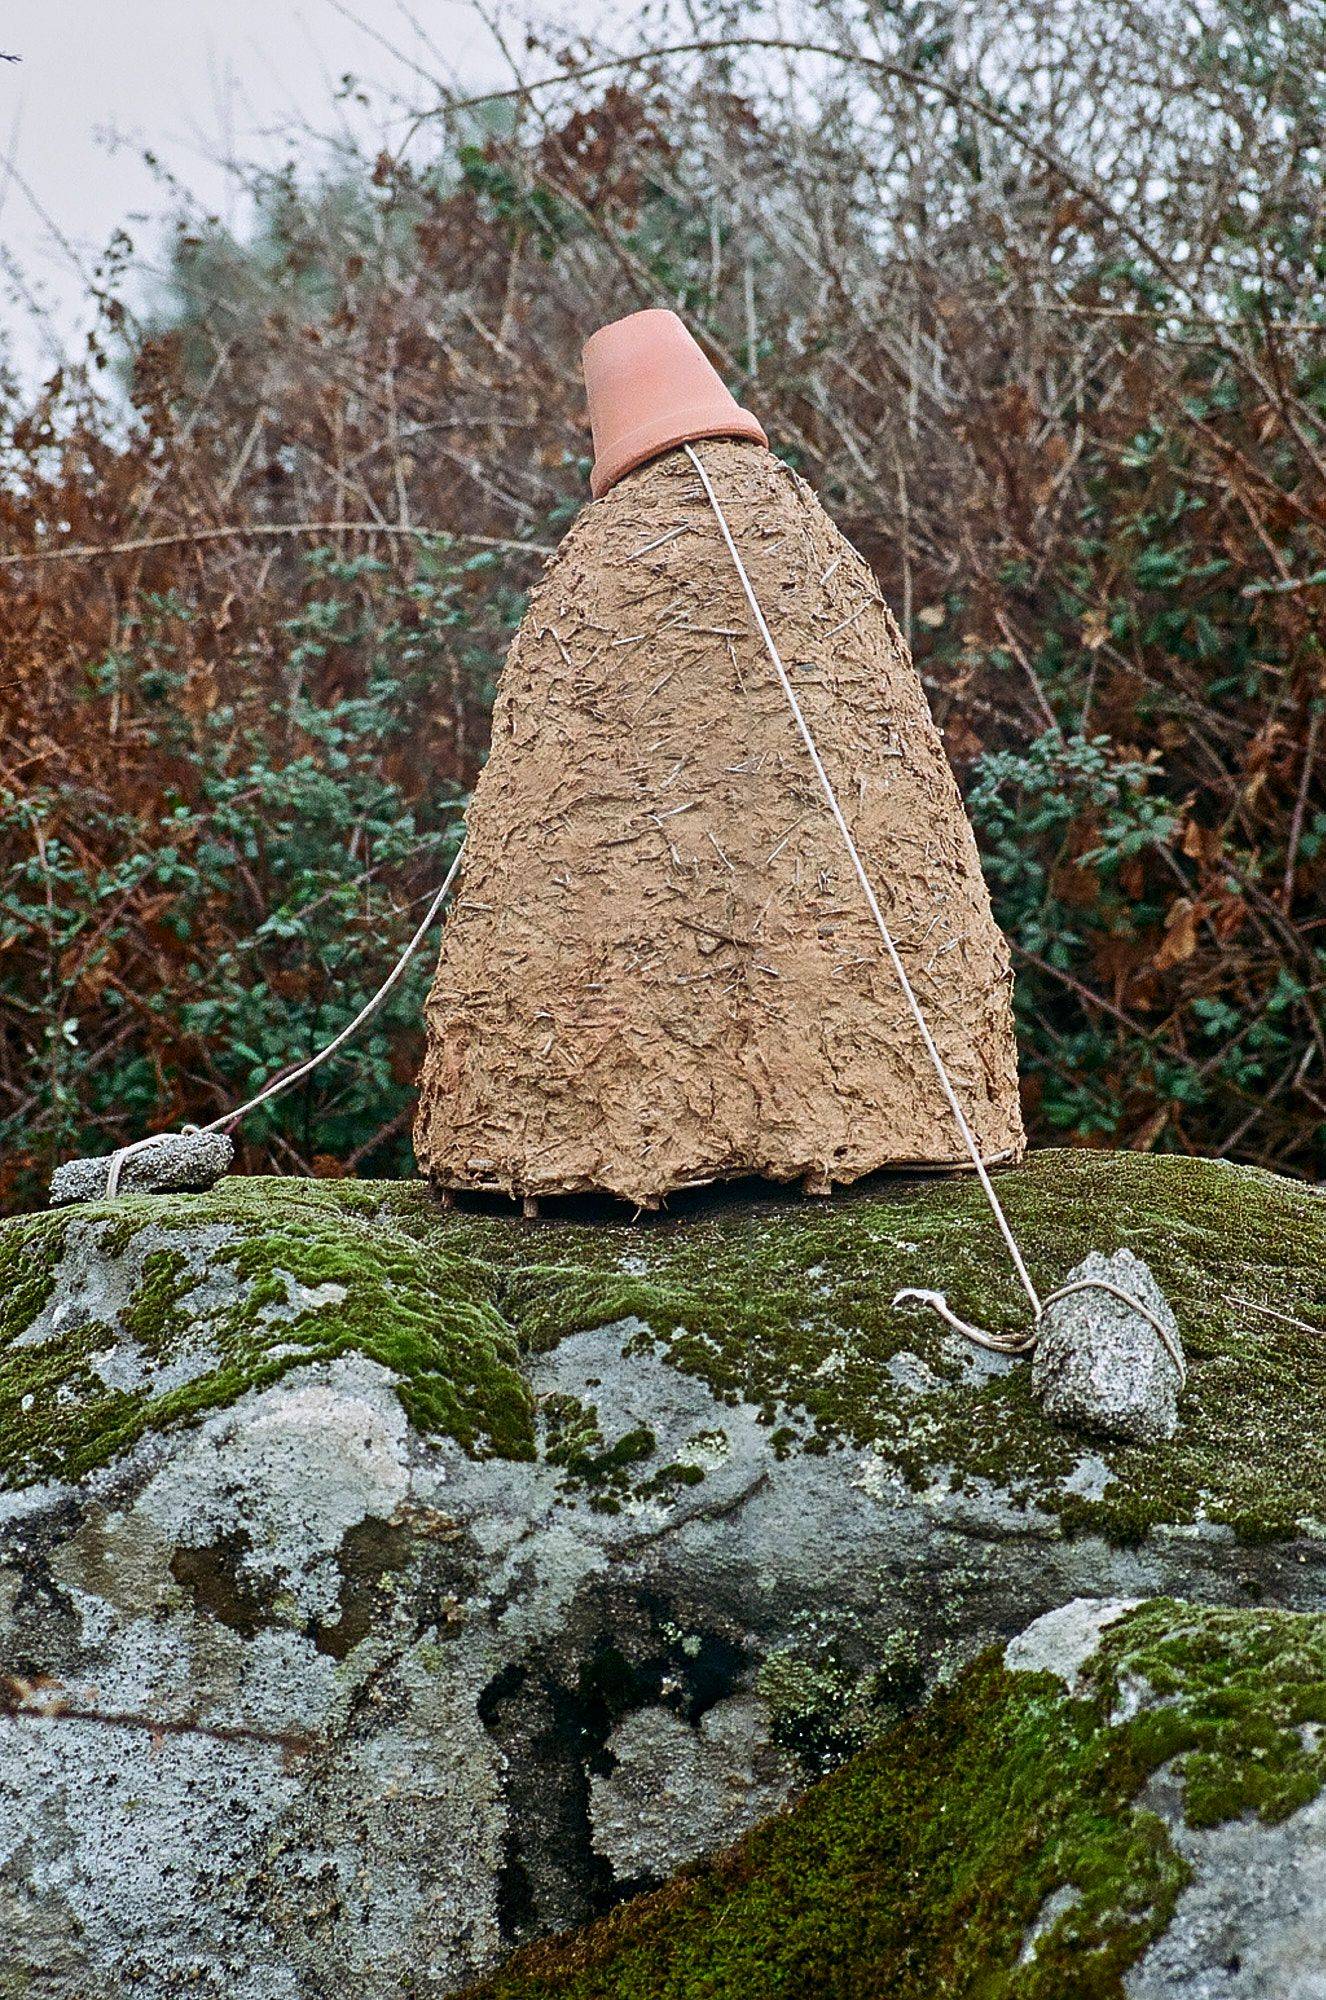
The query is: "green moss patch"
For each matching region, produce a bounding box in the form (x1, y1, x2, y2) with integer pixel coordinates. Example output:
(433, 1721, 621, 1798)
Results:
(463, 1598, 1326, 2000)
(0, 1176, 532, 1488)
(439, 1149, 1326, 1542)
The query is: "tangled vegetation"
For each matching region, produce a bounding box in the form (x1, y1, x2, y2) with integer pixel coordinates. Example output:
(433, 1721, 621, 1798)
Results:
(2, 0, 1325, 1208)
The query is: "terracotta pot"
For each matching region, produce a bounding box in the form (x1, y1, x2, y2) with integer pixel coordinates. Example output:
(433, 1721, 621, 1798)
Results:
(582, 308, 768, 497)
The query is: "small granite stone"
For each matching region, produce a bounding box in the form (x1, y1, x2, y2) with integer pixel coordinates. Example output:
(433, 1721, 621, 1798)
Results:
(49, 1130, 235, 1206)
(1031, 1247, 1183, 1444)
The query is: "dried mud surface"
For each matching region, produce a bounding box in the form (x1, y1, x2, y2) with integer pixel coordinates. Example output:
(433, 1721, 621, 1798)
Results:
(416, 439, 1023, 1202)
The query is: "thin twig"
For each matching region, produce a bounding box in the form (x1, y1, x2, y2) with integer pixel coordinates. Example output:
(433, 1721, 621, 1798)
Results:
(0, 522, 554, 567)
(1284, 704, 1323, 905)
(1229, 1294, 1324, 1339)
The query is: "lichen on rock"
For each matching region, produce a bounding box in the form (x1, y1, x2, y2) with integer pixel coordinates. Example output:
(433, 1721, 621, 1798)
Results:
(2, 1148, 1325, 1997)
(444, 1146, 1326, 1544)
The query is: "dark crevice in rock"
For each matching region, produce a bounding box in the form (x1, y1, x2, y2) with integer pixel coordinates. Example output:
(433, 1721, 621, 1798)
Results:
(3, 1499, 85, 1654)
(478, 1663, 543, 1944)
(314, 1516, 412, 1660)
(477, 1593, 751, 1951)
(476, 1666, 616, 1946)
(169, 1530, 271, 1639)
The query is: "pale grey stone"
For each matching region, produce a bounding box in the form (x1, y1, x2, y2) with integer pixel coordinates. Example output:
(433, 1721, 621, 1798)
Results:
(1032, 1248, 1183, 1443)
(589, 1698, 795, 1882)
(1019, 1883, 1084, 1965)
(1004, 1596, 1142, 1691)
(50, 1130, 235, 1205)
(1061, 1451, 1117, 1500)
(1126, 1769, 1326, 1999)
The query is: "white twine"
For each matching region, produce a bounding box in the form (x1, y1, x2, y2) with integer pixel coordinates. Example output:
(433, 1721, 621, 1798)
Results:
(685, 441, 1181, 1379)
(890, 1277, 1185, 1384)
(98, 844, 465, 1199)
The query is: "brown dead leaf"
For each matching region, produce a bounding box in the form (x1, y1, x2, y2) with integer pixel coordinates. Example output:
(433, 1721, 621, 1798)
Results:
(1181, 816, 1223, 867)
(1153, 896, 1200, 971)
(941, 713, 986, 762)
(1212, 895, 1247, 943)
(1080, 610, 1109, 651)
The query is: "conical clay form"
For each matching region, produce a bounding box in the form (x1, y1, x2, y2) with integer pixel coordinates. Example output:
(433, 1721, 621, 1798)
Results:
(415, 437, 1024, 1203)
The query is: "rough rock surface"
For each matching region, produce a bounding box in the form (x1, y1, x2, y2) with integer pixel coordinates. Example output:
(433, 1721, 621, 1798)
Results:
(415, 436, 1023, 1203)
(476, 1596, 1326, 1998)
(1033, 1247, 1184, 1444)
(1000, 1592, 1141, 1688)
(1, 1149, 1324, 1996)
(588, 1698, 794, 1882)
(1125, 1767, 1326, 2000)
(49, 1128, 235, 1205)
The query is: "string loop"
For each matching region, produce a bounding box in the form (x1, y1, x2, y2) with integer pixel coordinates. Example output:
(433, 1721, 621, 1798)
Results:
(93, 844, 465, 1199)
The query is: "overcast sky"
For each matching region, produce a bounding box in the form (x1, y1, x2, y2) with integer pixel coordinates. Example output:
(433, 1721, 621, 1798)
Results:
(0, 0, 526, 382)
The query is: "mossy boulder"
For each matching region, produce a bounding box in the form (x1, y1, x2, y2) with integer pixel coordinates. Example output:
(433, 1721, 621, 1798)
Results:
(0, 1150, 1323, 1996)
(446, 1144, 1326, 1545)
(6, 1148, 1325, 1540)
(0, 1174, 533, 1487)
(464, 1597, 1326, 1999)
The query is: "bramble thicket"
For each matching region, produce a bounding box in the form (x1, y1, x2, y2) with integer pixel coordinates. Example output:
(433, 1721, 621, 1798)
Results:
(1, 0, 1323, 1210)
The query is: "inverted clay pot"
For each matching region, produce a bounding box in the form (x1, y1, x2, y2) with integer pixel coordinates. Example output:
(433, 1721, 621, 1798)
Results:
(413, 319, 1024, 1206)
(583, 308, 767, 498)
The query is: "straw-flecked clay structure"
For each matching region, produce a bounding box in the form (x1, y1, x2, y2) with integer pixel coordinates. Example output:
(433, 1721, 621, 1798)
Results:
(415, 436, 1024, 1205)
